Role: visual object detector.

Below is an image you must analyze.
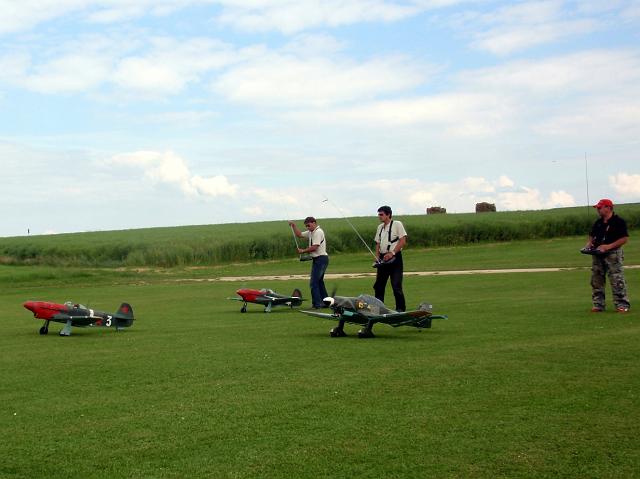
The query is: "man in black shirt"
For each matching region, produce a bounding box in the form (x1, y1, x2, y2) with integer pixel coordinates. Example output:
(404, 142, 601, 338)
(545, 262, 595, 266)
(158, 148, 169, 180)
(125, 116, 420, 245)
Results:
(585, 198, 630, 312)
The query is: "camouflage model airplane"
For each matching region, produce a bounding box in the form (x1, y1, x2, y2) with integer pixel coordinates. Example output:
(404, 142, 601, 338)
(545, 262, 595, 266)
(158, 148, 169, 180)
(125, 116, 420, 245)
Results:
(300, 293, 447, 338)
(23, 300, 134, 336)
(229, 288, 304, 313)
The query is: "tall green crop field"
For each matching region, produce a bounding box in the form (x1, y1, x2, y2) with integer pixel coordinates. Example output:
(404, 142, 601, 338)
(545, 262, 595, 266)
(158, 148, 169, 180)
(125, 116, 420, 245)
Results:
(1, 203, 639, 267)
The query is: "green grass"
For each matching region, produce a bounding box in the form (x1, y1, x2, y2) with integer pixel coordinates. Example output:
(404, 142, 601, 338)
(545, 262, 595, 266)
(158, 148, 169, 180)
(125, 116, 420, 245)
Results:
(2, 203, 639, 267)
(2, 233, 638, 287)
(1, 236, 638, 478)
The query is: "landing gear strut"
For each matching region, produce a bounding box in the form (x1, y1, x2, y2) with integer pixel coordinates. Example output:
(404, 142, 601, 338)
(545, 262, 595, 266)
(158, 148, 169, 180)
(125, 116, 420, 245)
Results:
(39, 320, 50, 335)
(59, 319, 73, 336)
(357, 319, 375, 338)
(330, 319, 347, 337)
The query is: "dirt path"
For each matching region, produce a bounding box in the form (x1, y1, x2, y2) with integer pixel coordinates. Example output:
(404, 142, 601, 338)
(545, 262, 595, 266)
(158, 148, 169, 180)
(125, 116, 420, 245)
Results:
(179, 265, 640, 282)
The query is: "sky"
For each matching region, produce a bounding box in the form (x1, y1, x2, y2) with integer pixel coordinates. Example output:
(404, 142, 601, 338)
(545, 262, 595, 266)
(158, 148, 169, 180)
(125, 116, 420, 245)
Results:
(1, 0, 639, 237)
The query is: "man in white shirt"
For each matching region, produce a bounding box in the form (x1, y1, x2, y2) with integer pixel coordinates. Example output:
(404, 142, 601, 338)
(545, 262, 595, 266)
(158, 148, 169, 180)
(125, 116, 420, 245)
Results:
(289, 217, 329, 308)
(373, 205, 407, 311)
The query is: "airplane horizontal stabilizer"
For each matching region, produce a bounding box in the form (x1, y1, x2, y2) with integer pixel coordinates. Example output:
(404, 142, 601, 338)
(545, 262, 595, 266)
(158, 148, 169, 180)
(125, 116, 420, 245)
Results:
(300, 310, 338, 320)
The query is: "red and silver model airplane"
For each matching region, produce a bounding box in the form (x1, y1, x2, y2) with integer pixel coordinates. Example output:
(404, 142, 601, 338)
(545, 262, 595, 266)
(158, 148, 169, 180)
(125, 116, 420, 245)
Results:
(300, 293, 447, 338)
(23, 300, 135, 336)
(228, 288, 304, 313)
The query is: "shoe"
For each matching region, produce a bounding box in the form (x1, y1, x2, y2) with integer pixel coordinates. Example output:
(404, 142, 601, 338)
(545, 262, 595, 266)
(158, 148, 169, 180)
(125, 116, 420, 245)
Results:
(616, 307, 629, 313)
(591, 307, 603, 313)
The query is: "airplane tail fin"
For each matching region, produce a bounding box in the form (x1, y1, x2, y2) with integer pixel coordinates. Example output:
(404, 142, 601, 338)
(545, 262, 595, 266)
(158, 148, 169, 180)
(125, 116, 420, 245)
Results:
(114, 303, 134, 329)
(292, 288, 302, 298)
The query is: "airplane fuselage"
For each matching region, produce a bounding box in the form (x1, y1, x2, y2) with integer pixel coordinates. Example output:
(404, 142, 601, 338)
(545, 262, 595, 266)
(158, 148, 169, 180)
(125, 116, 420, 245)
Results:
(23, 300, 134, 336)
(232, 288, 304, 313)
(24, 301, 114, 326)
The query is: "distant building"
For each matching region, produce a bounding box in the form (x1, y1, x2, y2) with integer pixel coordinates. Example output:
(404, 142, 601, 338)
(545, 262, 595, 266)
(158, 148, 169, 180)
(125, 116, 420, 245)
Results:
(426, 206, 447, 214)
(475, 202, 496, 213)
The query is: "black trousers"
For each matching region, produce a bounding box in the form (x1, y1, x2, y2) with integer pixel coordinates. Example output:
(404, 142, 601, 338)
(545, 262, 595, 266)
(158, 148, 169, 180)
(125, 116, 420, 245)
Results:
(373, 251, 406, 312)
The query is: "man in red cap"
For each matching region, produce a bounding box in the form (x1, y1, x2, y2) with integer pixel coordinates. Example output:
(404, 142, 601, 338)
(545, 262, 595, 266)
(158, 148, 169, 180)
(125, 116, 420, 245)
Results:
(584, 199, 630, 312)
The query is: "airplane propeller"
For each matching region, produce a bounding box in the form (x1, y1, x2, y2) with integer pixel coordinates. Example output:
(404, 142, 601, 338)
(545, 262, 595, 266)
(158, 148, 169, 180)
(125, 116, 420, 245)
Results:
(323, 285, 338, 308)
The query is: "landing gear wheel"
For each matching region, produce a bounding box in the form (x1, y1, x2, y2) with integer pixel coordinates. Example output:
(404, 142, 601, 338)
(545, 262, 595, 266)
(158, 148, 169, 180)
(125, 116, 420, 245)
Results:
(357, 329, 375, 339)
(39, 325, 49, 335)
(330, 328, 347, 337)
(240, 306, 247, 313)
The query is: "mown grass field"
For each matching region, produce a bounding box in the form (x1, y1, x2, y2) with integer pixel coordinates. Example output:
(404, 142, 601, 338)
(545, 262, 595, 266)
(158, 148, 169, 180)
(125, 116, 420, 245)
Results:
(1, 233, 638, 478)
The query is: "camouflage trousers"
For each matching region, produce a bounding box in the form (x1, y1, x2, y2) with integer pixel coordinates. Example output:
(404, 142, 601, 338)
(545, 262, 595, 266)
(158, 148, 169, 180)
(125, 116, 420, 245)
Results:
(591, 249, 630, 310)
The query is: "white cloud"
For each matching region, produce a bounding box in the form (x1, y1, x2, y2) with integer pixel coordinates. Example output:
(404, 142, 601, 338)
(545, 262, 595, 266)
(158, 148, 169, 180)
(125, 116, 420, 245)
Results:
(282, 33, 347, 56)
(497, 187, 575, 210)
(497, 175, 514, 188)
(534, 98, 640, 139)
(0, 0, 465, 37)
(109, 150, 238, 197)
(112, 37, 237, 95)
(0, 34, 126, 94)
(362, 176, 577, 213)
(546, 190, 576, 208)
(190, 175, 237, 197)
(215, 0, 420, 34)
(609, 172, 640, 199)
(473, 19, 596, 56)
(214, 53, 428, 108)
(112, 57, 186, 94)
(408, 190, 436, 210)
(455, 49, 640, 140)
(284, 92, 513, 136)
(497, 187, 546, 210)
(0, 0, 214, 34)
(0, 0, 83, 34)
(243, 206, 264, 216)
(24, 53, 112, 93)
(462, 176, 495, 193)
(143, 110, 218, 126)
(0, 52, 29, 86)
(453, 0, 599, 56)
(463, 49, 640, 95)
(0, 34, 238, 96)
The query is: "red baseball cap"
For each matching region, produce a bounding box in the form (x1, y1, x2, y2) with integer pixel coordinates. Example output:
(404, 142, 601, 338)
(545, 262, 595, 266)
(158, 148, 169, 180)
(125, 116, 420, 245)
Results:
(594, 198, 614, 208)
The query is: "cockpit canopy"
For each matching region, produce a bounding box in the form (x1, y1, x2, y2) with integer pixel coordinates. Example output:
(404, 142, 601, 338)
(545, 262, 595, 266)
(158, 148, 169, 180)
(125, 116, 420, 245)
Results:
(64, 301, 86, 310)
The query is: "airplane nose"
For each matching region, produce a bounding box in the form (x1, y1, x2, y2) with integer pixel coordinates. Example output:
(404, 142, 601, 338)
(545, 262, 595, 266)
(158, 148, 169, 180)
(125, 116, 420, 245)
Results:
(23, 301, 35, 312)
(323, 297, 335, 307)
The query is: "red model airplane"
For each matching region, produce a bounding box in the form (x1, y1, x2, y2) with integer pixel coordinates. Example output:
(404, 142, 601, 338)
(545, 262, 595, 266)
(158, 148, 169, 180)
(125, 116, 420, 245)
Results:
(228, 288, 304, 313)
(23, 300, 135, 336)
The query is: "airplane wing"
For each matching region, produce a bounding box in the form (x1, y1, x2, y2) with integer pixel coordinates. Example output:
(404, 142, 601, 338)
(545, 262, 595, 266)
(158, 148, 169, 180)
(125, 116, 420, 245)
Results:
(264, 295, 303, 305)
(377, 310, 448, 328)
(299, 309, 367, 326)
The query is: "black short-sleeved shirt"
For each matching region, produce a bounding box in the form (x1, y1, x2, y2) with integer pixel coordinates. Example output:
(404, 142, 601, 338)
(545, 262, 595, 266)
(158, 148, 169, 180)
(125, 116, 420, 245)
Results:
(590, 214, 629, 248)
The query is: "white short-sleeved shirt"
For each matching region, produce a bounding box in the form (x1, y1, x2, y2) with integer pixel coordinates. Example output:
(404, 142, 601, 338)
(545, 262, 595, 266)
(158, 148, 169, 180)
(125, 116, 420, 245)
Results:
(375, 220, 407, 253)
(301, 226, 327, 257)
